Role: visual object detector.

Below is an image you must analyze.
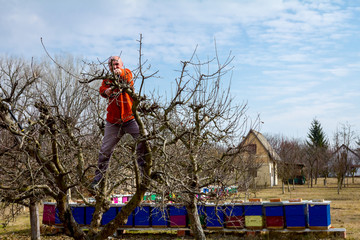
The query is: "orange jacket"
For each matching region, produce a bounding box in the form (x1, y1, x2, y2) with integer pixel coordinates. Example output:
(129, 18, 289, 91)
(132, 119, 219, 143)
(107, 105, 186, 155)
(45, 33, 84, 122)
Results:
(99, 68, 134, 123)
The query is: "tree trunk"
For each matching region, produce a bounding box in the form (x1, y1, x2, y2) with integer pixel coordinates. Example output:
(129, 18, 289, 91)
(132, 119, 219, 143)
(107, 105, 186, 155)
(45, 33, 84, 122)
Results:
(96, 182, 148, 240)
(315, 160, 318, 185)
(56, 193, 88, 240)
(186, 195, 206, 240)
(287, 181, 291, 193)
(282, 181, 285, 194)
(29, 198, 40, 240)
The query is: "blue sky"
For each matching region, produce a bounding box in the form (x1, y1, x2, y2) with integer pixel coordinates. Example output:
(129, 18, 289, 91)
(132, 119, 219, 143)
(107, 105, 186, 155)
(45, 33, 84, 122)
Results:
(1, 0, 360, 142)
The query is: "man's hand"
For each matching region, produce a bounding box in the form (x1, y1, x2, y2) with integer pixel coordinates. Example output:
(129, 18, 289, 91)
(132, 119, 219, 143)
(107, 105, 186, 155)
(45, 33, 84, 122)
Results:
(105, 88, 113, 96)
(113, 68, 122, 75)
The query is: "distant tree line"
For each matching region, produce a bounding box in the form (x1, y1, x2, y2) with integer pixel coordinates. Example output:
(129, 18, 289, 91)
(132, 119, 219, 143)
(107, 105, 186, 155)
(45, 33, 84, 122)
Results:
(267, 119, 360, 195)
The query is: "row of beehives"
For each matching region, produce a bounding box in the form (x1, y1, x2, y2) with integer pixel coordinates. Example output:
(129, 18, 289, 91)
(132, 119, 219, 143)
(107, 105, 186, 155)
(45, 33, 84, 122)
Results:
(42, 200, 331, 230)
(111, 188, 238, 204)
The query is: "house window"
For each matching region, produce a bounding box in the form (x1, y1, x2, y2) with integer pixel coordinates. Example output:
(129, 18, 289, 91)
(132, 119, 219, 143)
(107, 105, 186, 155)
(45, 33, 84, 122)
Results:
(246, 144, 257, 154)
(249, 167, 258, 177)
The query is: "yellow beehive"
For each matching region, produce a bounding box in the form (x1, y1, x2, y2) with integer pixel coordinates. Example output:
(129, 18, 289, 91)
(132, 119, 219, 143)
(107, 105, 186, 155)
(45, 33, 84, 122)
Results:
(245, 215, 263, 229)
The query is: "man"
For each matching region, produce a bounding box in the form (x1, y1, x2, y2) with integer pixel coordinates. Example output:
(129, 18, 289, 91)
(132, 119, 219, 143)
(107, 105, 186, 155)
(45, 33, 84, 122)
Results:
(90, 56, 146, 190)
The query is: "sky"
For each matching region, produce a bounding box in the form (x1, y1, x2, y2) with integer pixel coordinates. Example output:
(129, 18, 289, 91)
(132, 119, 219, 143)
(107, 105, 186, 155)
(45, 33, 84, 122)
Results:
(1, 0, 360, 142)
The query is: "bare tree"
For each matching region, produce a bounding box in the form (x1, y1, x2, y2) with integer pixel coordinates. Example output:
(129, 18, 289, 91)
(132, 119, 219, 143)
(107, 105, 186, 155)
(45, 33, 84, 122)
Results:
(0, 56, 43, 240)
(0, 54, 124, 239)
(331, 122, 359, 193)
(137, 46, 256, 239)
(268, 135, 305, 193)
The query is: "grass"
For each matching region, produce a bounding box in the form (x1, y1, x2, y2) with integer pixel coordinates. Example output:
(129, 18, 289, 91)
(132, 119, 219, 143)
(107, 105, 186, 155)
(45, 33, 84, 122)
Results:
(0, 177, 358, 239)
(0, 209, 30, 235)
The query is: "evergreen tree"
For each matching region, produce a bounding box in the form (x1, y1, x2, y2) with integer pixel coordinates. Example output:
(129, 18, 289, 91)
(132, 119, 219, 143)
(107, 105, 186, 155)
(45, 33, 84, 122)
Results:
(306, 119, 329, 148)
(305, 118, 329, 187)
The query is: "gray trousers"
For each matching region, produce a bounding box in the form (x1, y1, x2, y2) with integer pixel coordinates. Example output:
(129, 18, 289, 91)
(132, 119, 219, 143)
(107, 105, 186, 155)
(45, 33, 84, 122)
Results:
(95, 119, 146, 182)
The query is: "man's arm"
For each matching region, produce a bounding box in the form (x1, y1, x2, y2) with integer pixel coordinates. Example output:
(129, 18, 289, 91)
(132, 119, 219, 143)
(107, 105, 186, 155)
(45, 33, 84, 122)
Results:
(99, 80, 113, 98)
(99, 68, 134, 97)
(114, 68, 134, 91)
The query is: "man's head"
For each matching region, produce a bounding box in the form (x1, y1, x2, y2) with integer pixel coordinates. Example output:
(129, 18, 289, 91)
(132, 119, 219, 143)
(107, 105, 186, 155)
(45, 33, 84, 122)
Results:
(108, 56, 124, 73)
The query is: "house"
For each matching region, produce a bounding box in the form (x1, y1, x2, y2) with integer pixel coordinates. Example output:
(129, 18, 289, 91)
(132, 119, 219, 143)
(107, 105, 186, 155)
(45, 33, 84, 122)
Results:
(240, 129, 281, 187)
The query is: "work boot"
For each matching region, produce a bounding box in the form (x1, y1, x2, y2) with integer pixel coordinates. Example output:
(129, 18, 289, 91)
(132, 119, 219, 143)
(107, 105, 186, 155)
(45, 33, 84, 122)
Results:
(88, 180, 101, 195)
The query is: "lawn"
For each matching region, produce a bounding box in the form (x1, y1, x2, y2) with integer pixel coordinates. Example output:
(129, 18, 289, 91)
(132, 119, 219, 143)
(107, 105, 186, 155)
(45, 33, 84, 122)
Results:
(0, 177, 358, 239)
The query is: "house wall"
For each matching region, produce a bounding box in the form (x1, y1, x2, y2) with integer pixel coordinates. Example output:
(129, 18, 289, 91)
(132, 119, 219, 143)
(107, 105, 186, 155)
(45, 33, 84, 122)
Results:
(242, 132, 278, 187)
(254, 163, 272, 187)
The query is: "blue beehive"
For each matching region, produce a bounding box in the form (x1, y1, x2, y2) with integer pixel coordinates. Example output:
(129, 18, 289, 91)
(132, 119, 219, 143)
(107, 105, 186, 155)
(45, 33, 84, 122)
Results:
(151, 206, 168, 228)
(54, 205, 87, 225)
(85, 207, 95, 225)
(308, 200, 331, 229)
(101, 206, 117, 225)
(284, 201, 307, 229)
(134, 205, 151, 227)
(87, 205, 132, 226)
(202, 188, 209, 193)
(55, 207, 62, 225)
(205, 204, 224, 229)
(197, 205, 206, 226)
(70, 205, 86, 225)
(118, 206, 134, 227)
(187, 205, 206, 227)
